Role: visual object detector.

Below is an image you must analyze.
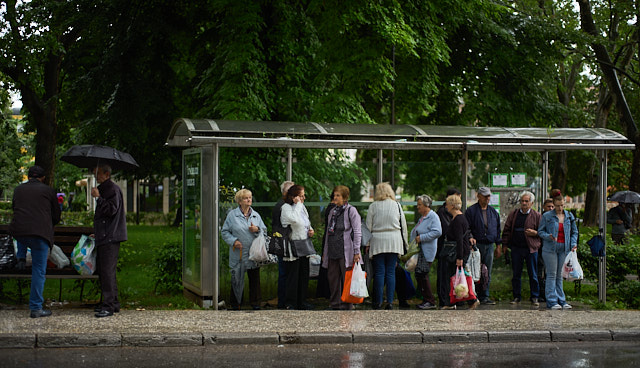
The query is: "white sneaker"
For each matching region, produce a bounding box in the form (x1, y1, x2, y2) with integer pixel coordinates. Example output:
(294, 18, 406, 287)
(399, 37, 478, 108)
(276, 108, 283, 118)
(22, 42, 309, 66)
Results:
(562, 303, 572, 310)
(550, 304, 562, 310)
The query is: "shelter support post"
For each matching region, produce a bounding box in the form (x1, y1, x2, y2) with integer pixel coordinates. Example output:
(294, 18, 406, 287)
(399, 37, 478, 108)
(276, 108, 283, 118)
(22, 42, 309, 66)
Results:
(377, 149, 384, 184)
(461, 149, 468, 210)
(541, 151, 549, 208)
(212, 143, 220, 310)
(286, 148, 292, 181)
(598, 149, 607, 303)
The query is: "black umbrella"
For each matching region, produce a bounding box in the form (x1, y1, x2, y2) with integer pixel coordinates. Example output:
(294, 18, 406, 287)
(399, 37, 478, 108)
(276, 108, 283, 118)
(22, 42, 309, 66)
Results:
(607, 190, 640, 204)
(61, 145, 139, 171)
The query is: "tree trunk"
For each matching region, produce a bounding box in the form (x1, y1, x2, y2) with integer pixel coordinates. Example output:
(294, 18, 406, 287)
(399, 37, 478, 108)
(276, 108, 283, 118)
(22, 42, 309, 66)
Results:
(550, 152, 567, 194)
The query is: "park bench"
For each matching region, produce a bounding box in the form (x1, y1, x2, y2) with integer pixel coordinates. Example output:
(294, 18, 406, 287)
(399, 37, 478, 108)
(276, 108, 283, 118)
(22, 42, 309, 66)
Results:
(0, 224, 98, 301)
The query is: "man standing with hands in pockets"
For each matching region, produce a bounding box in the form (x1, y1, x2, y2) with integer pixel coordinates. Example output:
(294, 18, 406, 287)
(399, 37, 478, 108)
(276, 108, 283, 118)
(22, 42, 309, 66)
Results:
(92, 164, 127, 318)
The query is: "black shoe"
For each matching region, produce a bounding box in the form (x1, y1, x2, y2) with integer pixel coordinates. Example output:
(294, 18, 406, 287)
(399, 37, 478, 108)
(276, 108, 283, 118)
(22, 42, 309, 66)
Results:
(252, 305, 261, 310)
(15, 259, 26, 271)
(30, 309, 52, 318)
(94, 305, 120, 313)
(480, 299, 496, 305)
(372, 303, 382, 310)
(95, 310, 114, 318)
(384, 303, 393, 310)
(300, 302, 315, 310)
(399, 300, 411, 309)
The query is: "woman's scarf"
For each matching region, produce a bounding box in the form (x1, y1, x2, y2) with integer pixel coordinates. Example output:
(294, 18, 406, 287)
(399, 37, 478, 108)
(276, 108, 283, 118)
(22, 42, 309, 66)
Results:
(328, 204, 347, 235)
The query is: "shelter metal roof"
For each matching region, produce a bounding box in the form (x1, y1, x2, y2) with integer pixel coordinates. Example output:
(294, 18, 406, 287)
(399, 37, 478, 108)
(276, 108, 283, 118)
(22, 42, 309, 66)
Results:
(166, 118, 634, 152)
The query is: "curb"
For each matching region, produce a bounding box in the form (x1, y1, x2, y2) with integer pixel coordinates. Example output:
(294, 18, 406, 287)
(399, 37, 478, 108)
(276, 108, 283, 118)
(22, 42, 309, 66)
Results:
(1, 330, 639, 349)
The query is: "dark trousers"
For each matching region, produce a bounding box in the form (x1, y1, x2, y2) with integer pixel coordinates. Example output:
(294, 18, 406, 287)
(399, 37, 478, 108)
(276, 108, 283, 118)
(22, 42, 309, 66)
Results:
(230, 267, 261, 309)
(285, 257, 310, 309)
(327, 258, 348, 309)
(510, 246, 539, 299)
(277, 256, 286, 308)
(436, 258, 451, 307)
(416, 266, 435, 305)
(97, 242, 120, 312)
(537, 249, 546, 301)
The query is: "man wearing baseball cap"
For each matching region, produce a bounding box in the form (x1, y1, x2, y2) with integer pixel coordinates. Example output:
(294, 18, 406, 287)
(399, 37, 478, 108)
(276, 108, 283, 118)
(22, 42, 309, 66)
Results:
(10, 165, 61, 318)
(465, 186, 502, 305)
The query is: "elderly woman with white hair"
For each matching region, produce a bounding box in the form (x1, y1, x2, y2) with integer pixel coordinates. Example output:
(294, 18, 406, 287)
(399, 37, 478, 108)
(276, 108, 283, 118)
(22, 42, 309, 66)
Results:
(500, 190, 542, 306)
(221, 188, 267, 310)
(366, 182, 408, 310)
(410, 194, 442, 310)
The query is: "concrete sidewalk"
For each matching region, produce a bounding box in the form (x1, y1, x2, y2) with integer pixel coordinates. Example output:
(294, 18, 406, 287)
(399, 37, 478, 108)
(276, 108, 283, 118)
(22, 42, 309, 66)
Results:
(1, 308, 640, 348)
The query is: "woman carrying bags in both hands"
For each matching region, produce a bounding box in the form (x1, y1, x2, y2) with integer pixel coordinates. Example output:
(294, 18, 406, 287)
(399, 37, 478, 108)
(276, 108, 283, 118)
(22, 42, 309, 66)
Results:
(321, 185, 363, 310)
(443, 194, 480, 310)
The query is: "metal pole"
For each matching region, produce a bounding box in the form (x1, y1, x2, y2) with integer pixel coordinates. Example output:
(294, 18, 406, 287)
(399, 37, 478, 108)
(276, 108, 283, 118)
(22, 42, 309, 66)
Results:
(542, 151, 549, 208)
(462, 149, 468, 211)
(598, 149, 607, 303)
(377, 149, 384, 184)
(286, 148, 292, 181)
(213, 143, 220, 310)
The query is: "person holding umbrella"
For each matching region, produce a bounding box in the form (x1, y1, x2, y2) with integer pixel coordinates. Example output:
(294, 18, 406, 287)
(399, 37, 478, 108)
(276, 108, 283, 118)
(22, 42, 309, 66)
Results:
(608, 202, 632, 245)
(92, 164, 127, 317)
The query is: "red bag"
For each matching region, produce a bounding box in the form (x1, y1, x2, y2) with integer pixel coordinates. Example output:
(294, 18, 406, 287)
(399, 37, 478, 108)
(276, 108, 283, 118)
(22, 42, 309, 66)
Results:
(449, 266, 477, 304)
(341, 267, 365, 304)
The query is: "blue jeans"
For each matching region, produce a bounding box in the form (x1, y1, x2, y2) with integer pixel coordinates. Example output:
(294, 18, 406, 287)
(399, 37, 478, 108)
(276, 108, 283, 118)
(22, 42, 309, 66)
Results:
(510, 246, 539, 299)
(476, 243, 494, 300)
(541, 245, 569, 308)
(15, 237, 49, 311)
(372, 253, 397, 305)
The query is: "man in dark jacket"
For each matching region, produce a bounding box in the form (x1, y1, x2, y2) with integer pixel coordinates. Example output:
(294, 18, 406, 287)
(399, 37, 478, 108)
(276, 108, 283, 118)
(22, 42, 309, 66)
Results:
(500, 191, 542, 306)
(92, 164, 127, 317)
(10, 165, 61, 318)
(465, 187, 502, 305)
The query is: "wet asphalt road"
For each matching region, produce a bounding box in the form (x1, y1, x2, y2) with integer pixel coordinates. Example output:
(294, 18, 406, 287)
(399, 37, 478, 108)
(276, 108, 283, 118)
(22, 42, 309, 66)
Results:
(3, 341, 640, 367)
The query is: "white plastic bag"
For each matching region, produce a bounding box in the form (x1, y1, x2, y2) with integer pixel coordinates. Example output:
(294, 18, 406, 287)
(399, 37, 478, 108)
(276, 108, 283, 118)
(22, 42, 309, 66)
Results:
(349, 263, 369, 298)
(309, 254, 321, 278)
(70, 235, 96, 275)
(467, 248, 481, 282)
(249, 234, 268, 262)
(49, 244, 70, 269)
(404, 253, 418, 272)
(562, 250, 584, 281)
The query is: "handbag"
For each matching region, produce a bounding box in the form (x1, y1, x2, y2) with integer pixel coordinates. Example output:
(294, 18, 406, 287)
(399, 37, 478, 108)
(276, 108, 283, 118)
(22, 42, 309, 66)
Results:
(341, 267, 364, 304)
(440, 240, 457, 263)
(290, 238, 315, 257)
(449, 266, 477, 304)
(268, 226, 290, 257)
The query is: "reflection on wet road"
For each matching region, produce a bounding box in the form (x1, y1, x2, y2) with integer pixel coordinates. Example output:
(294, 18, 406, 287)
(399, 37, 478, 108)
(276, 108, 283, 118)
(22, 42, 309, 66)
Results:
(3, 341, 639, 367)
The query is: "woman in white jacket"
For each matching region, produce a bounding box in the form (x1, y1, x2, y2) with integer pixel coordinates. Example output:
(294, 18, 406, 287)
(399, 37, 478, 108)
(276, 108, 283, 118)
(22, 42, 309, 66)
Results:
(280, 184, 315, 310)
(366, 182, 408, 310)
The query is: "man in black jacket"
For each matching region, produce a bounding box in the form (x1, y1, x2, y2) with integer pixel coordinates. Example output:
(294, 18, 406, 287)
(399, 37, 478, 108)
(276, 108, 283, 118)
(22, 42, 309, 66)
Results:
(92, 164, 127, 317)
(10, 165, 61, 318)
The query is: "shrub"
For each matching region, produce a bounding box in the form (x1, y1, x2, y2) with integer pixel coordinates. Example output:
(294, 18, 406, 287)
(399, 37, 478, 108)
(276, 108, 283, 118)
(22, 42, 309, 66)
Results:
(614, 280, 640, 309)
(578, 227, 640, 286)
(151, 241, 182, 294)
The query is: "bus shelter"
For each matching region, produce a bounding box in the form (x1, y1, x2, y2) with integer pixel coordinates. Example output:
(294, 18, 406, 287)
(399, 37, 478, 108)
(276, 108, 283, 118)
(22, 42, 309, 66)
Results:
(166, 119, 634, 308)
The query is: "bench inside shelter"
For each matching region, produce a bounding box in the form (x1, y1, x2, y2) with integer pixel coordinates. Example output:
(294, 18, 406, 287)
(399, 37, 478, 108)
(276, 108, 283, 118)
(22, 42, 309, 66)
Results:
(0, 224, 98, 301)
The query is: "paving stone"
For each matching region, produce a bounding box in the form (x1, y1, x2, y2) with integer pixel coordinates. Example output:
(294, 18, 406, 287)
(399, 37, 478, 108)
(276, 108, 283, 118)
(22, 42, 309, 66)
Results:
(551, 330, 612, 342)
(203, 332, 279, 345)
(353, 332, 422, 344)
(422, 331, 488, 343)
(37, 333, 121, 348)
(122, 333, 202, 347)
(0, 333, 35, 348)
(488, 330, 551, 342)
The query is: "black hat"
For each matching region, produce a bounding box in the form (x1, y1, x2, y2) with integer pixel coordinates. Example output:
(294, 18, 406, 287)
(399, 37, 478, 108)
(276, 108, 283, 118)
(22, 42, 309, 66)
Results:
(28, 165, 45, 178)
